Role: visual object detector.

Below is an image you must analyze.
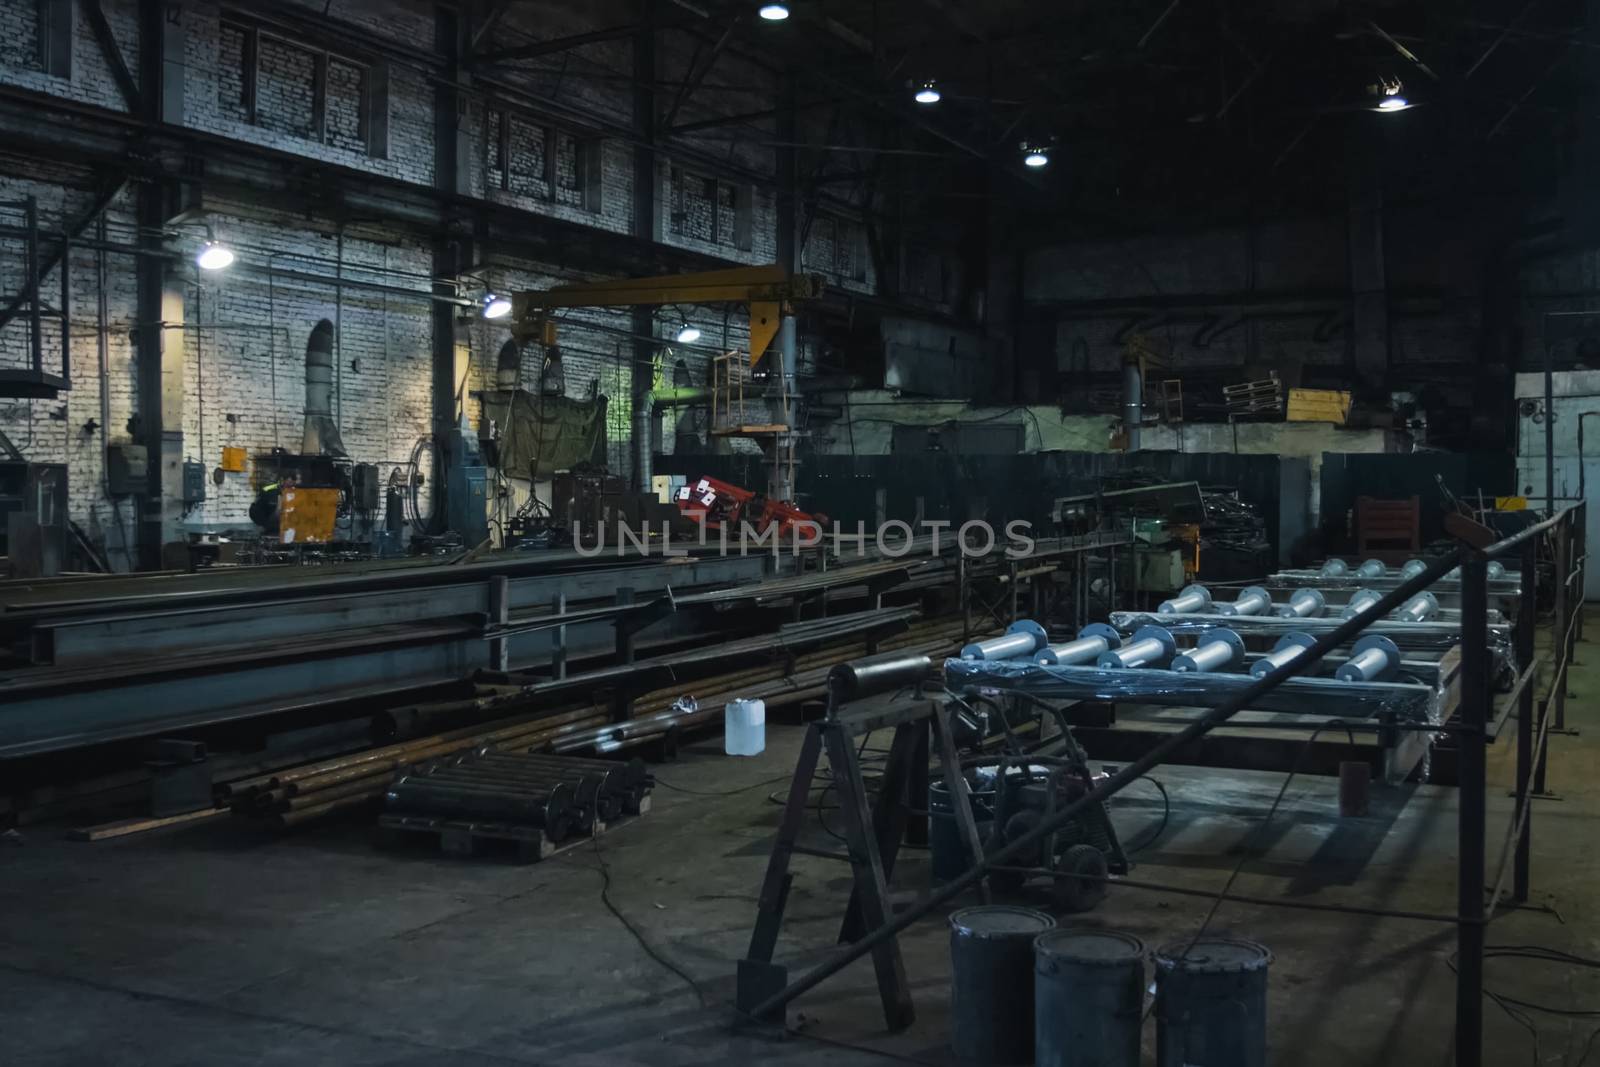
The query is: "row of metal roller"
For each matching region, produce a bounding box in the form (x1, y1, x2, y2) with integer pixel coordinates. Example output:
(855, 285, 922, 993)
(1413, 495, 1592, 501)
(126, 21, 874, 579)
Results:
(959, 619, 1404, 682)
(1150, 582, 1443, 622)
(1319, 556, 1506, 581)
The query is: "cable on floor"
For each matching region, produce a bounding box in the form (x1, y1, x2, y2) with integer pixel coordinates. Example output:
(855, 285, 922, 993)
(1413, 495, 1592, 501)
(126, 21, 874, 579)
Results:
(588, 835, 708, 1009)
(1120, 775, 1171, 854)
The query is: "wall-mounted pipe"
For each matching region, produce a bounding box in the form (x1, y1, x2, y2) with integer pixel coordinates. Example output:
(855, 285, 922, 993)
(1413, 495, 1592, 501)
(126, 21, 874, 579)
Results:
(1122, 358, 1142, 451)
(1097, 625, 1176, 669)
(1158, 584, 1211, 615)
(1334, 635, 1401, 682)
(634, 386, 712, 492)
(302, 319, 347, 457)
(1172, 629, 1245, 674)
(961, 620, 1048, 661)
(1395, 591, 1439, 622)
(1036, 623, 1121, 666)
(1275, 588, 1325, 618)
(1340, 588, 1383, 619)
(1217, 586, 1272, 617)
(1249, 632, 1316, 678)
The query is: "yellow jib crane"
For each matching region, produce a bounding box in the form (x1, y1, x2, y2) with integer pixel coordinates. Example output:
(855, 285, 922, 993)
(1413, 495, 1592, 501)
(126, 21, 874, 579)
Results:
(508, 264, 826, 367)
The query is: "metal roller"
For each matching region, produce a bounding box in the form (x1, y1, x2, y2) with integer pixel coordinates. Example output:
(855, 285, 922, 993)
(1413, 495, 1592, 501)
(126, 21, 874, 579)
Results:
(1356, 559, 1387, 578)
(1487, 560, 1506, 580)
(1097, 625, 1176, 670)
(1217, 586, 1272, 617)
(1400, 559, 1427, 580)
(829, 651, 934, 698)
(959, 620, 1048, 662)
(1274, 588, 1325, 618)
(386, 777, 572, 830)
(1172, 629, 1246, 673)
(1395, 591, 1439, 622)
(1249, 632, 1317, 678)
(1319, 559, 1349, 578)
(1334, 635, 1401, 682)
(1340, 588, 1383, 619)
(1157, 584, 1211, 615)
(1036, 623, 1121, 666)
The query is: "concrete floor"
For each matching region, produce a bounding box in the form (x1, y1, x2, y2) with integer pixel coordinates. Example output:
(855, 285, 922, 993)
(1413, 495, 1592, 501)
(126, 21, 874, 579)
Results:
(4, 614, 1600, 1065)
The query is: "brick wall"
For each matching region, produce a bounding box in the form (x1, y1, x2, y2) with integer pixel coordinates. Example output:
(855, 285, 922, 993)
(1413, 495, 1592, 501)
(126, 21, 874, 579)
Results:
(0, 0, 140, 113)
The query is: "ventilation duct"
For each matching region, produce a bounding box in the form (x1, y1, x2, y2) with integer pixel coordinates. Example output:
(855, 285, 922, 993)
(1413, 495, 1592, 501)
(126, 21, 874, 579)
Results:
(302, 319, 347, 457)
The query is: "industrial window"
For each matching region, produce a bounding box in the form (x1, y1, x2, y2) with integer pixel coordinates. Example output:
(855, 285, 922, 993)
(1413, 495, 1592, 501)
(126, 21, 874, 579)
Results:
(35, 0, 72, 78)
(485, 107, 603, 214)
(668, 166, 752, 251)
(803, 213, 868, 284)
(218, 18, 388, 159)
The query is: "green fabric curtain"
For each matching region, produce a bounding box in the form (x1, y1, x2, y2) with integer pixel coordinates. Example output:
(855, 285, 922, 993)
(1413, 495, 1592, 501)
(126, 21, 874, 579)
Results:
(481, 390, 608, 479)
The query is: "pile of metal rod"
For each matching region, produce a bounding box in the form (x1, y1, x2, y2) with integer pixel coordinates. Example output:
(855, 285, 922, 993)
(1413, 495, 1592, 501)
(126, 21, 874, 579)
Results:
(385, 750, 652, 842)
(226, 615, 975, 826)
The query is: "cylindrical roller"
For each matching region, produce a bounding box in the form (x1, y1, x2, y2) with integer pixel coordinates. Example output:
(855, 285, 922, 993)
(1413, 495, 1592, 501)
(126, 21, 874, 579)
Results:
(1172, 629, 1246, 673)
(1339, 588, 1383, 619)
(1319, 558, 1349, 578)
(1249, 632, 1317, 678)
(1394, 591, 1439, 622)
(1037, 623, 1122, 666)
(1274, 588, 1325, 619)
(1400, 559, 1427, 580)
(1334, 635, 1401, 682)
(386, 778, 571, 828)
(960, 620, 1048, 661)
(1217, 586, 1272, 617)
(425, 766, 604, 810)
(830, 651, 934, 695)
(1356, 558, 1387, 578)
(1097, 625, 1176, 670)
(1157, 584, 1211, 615)
(466, 754, 632, 794)
(1487, 560, 1506, 580)
(481, 750, 650, 789)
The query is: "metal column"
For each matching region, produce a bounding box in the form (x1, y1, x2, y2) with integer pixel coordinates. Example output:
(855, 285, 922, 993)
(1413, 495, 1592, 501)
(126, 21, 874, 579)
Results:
(1455, 558, 1489, 1067)
(1513, 541, 1536, 902)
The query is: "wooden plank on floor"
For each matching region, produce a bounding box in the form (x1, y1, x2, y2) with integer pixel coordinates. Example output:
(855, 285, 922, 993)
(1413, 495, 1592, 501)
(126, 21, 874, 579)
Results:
(70, 807, 226, 841)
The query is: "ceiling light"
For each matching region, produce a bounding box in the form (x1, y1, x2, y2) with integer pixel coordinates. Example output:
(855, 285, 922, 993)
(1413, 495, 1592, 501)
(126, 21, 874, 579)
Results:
(195, 240, 234, 270)
(675, 322, 702, 344)
(758, 2, 789, 20)
(1376, 96, 1410, 111)
(1021, 144, 1050, 168)
(914, 80, 941, 105)
(482, 293, 512, 319)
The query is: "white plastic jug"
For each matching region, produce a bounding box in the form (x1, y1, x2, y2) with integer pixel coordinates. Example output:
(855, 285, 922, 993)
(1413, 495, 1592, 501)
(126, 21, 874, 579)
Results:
(724, 698, 766, 756)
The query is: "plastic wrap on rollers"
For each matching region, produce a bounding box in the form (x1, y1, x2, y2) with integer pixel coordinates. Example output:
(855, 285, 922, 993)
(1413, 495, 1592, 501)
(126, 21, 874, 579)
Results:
(944, 657, 1440, 723)
(1108, 610, 1515, 665)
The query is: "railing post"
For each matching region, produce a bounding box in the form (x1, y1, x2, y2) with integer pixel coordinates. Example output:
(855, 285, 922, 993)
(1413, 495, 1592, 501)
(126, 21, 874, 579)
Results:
(1514, 541, 1536, 902)
(1577, 502, 1588, 643)
(1456, 557, 1489, 1067)
(1554, 519, 1571, 732)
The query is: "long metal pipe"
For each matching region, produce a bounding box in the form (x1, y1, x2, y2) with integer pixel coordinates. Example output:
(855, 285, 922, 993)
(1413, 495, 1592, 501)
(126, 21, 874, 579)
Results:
(1356, 559, 1387, 578)
(1249, 632, 1317, 678)
(1172, 629, 1245, 673)
(634, 386, 712, 491)
(1275, 588, 1325, 618)
(1334, 635, 1400, 682)
(748, 549, 1467, 1023)
(1123, 358, 1142, 451)
(1340, 588, 1383, 618)
(1157, 584, 1210, 614)
(1097, 625, 1175, 669)
(1036, 623, 1120, 666)
(1218, 586, 1272, 616)
(961, 619, 1047, 661)
(1395, 592, 1440, 622)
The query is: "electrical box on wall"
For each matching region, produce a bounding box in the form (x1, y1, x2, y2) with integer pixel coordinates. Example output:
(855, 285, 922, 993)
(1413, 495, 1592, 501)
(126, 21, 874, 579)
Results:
(182, 461, 206, 505)
(105, 444, 148, 496)
(351, 463, 380, 513)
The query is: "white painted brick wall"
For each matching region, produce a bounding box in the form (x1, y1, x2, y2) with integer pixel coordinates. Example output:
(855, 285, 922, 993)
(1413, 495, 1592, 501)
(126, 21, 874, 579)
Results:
(0, 0, 139, 113)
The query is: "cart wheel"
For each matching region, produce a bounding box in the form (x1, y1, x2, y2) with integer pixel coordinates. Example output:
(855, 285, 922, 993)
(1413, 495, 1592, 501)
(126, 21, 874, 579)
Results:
(1052, 844, 1108, 912)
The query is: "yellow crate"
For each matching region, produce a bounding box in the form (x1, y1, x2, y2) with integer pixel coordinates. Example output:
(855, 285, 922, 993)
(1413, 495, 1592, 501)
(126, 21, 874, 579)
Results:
(1286, 388, 1351, 425)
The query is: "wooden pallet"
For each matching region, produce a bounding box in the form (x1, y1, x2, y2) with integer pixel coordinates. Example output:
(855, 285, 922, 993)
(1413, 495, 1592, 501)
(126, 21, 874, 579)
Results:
(377, 795, 650, 863)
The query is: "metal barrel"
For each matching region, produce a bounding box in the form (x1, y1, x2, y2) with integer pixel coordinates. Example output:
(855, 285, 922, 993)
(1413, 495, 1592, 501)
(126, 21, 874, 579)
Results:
(1157, 584, 1211, 615)
(1037, 623, 1121, 666)
(1400, 558, 1427, 580)
(962, 620, 1049, 661)
(1339, 588, 1383, 619)
(1171, 629, 1245, 674)
(1356, 558, 1387, 578)
(1154, 938, 1272, 1067)
(1034, 929, 1145, 1067)
(1097, 626, 1176, 670)
(1334, 635, 1401, 682)
(1395, 591, 1440, 622)
(1318, 558, 1349, 578)
(1248, 632, 1316, 678)
(385, 778, 571, 829)
(929, 778, 994, 883)
(1274, 588, 1324, 618)
(1217, 586, 1271, 617)
(950, 906, 1056, 1065)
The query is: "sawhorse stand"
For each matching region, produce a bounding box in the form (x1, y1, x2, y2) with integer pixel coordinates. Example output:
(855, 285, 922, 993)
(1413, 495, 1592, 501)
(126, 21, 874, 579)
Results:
(736, 653, 989, 1030)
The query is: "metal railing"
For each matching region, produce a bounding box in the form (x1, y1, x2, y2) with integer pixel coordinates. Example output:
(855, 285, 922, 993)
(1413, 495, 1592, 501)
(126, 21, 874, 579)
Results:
(745, 502, 1589, 1067)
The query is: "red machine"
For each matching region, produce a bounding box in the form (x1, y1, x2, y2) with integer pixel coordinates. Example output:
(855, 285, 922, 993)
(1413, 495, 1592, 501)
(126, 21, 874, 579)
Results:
(674, 476, 827, 538)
